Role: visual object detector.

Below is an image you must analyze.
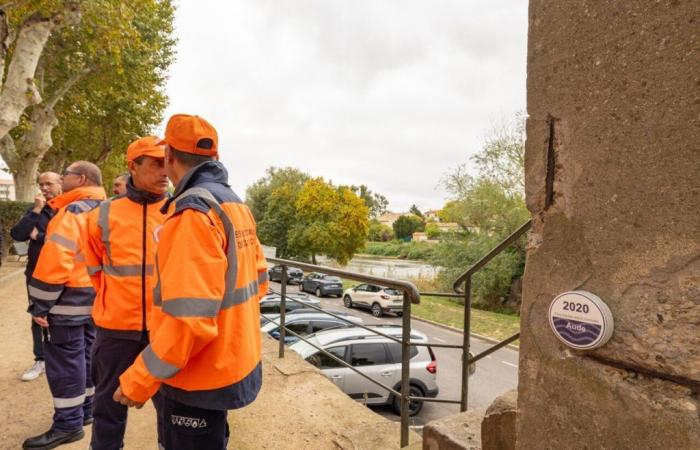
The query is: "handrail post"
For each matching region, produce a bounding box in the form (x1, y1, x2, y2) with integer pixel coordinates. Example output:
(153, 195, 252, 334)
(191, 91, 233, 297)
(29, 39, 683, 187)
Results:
(278, 265, 287, 358)
(400, 290, 412, 448)
(460, 276, 472, 411)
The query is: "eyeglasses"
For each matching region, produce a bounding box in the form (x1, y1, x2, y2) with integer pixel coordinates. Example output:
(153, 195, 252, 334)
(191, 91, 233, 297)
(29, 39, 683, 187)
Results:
(62, 169, 83, 177)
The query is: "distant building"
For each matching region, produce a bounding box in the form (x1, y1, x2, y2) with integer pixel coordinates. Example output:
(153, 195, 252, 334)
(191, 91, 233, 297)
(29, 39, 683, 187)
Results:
(425, 209, 442, 221)
(0, 179, 15, 201)
(436, 222, 460, 233)
(377, 212, 406, 228)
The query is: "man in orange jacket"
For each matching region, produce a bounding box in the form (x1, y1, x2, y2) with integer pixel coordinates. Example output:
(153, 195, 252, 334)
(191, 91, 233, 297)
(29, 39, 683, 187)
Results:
(23, 161, 107, 450)
(115, 114, 268, 449)
(84, 137, 168, 450)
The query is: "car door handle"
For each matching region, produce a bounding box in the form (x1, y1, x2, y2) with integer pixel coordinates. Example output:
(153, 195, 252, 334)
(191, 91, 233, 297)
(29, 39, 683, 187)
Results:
(380, 371, 393, 377)
(329, 375, 343, 379)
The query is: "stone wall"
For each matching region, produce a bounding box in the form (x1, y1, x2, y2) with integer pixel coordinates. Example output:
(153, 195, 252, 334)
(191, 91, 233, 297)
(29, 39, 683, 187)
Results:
(519, 1, 700, 449)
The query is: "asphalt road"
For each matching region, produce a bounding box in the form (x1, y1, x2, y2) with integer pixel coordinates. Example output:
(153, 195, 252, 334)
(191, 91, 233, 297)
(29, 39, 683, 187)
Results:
(268, 281, 519, 427)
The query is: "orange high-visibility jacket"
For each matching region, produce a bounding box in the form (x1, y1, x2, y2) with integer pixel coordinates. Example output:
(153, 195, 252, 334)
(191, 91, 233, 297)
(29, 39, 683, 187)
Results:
(85, 183, 167, 338)
(120, 162, 268, 409)
(29, 186, 107, 326)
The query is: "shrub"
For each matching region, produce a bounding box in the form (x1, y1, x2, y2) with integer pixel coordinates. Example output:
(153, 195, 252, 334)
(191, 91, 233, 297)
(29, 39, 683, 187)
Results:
(0, 201, 32, 258)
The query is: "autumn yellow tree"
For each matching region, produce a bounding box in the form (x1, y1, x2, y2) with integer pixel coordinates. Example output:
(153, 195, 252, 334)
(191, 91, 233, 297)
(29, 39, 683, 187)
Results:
(289, 178, 368, 265)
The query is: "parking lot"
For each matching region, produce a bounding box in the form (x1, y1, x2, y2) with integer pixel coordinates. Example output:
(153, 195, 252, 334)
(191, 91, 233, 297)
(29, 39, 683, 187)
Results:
(267, 280, 519, 427)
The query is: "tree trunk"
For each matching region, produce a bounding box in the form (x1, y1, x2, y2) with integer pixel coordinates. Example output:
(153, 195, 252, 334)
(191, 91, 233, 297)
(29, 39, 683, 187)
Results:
(311, 253, 317, 265)
(1, 105, 58, 201)
(13, 156, 40, 201)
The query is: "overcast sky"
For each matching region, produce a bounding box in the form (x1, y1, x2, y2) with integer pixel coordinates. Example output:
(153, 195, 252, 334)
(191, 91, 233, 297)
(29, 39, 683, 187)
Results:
(2, 1, 528, 211)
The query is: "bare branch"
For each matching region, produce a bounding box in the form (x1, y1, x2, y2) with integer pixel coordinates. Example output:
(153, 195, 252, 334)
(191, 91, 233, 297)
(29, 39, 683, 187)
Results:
(45, 65, 92, 109)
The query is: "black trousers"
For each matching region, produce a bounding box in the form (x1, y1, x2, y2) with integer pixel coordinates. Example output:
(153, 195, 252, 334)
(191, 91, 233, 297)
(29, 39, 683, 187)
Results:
(90, 332, 162, 450)
(159, 395, 229, 450)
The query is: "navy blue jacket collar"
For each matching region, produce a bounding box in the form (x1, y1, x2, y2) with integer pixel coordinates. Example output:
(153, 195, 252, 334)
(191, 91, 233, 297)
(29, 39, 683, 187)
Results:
(125, 177, 167, 204)
(163, 161, 230, 213)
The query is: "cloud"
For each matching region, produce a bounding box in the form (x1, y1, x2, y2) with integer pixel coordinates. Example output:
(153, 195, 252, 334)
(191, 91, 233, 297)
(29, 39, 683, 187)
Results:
(161, 0, 528, 210)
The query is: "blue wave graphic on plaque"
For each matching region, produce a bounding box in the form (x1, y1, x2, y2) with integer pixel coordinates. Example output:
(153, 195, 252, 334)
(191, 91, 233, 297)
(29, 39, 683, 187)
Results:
(552, 317, 601, 346)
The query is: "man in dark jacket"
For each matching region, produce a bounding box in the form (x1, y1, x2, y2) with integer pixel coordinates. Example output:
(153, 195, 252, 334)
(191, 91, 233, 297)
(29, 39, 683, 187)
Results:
(10, 171, 62, 381)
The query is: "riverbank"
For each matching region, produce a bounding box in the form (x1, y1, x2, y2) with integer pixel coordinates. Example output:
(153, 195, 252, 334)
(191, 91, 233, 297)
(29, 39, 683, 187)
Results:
(361, 240, 436, 261)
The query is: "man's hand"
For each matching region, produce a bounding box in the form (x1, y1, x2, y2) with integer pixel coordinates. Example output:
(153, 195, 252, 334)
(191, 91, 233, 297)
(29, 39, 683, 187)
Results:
(113, 386, 144, 409)
(32, 194, 46, 213)
(33, 316, 49, 328)
(30, 227, 39, 240)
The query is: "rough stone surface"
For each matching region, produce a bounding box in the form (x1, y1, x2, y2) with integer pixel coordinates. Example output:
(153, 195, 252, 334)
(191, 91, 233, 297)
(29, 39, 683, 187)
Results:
(481, 389, 516, 450)
(519, 1, 700, 449)
(422, 408, 484, 450)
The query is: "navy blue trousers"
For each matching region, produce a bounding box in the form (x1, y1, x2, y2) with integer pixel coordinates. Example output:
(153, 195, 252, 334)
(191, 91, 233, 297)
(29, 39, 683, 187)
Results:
(89, 331, 163, 450)
(44, 322, 95, 432)
(159, 396, 229, 450)
(26, 281, 45, 361)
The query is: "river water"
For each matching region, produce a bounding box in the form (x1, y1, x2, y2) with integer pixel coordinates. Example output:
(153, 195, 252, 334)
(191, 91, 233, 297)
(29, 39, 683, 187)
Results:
(316, 255, 438, 279)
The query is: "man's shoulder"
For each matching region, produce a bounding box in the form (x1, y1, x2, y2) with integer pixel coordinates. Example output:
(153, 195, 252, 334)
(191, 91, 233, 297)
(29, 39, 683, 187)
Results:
(65, 198, 102, 215)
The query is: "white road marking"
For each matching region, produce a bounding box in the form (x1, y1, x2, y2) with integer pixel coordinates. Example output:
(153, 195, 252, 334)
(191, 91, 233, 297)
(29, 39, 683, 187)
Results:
(501, 361, 518, 368)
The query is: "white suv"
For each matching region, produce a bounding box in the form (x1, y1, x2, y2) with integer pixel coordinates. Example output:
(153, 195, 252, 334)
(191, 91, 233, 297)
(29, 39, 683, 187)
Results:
(343, 284, 404, 317)
(290, 326, 445, 415)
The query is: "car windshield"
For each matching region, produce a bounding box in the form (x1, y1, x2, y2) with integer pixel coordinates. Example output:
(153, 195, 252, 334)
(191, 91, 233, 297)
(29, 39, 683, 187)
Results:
(384, 288, 402, 296)
(290, 338, 320, 359)
(324, 276, 341, 282)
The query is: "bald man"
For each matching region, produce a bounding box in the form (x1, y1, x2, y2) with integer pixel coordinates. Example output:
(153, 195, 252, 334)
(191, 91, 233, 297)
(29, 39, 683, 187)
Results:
(10, 171, 62, 381)
(112, 173, 128, 197)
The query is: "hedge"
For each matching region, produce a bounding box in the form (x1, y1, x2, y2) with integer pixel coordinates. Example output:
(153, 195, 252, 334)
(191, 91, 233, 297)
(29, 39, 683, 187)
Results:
(0, 200, 32, 258)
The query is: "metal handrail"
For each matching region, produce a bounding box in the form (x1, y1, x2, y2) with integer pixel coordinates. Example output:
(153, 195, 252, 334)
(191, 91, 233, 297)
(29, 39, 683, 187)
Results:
(266, 220, 530, 447)
(451, 219, 531, 411)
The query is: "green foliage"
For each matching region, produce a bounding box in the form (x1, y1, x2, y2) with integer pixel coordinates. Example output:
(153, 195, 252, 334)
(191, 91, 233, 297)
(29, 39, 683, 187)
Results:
(289, 179, 368, 265)
(10, 0, 176, 184)
(392, 214, 424, 240)
(434, 112, 529, 313)
(409, 204, 423, 218)
(362, 240, 436, 261)
(347, 184, 389, 218)
(425, 222, 441, 239)
(0, 201, 33, 256)
(367, 219, 394, 242)
(246, 167, 310, 223)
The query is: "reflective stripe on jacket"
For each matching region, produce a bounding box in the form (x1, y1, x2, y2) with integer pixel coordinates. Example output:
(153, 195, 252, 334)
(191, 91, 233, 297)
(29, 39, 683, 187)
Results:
(29, 186, 107, 326)
(120, 162, 268, 410)
(85, 180, 167, 339)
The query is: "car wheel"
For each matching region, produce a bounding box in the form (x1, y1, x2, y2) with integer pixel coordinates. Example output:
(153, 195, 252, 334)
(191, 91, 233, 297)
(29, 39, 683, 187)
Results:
(315, 288, 322, 297)
(396, 312, 403, 317)
(392, 385, 424, 416)
(371, 302, 383, 318)
(343, 295, 353, 308)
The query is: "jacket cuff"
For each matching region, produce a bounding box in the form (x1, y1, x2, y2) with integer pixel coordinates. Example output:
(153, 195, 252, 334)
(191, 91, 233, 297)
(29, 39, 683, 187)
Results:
(119, 357, 162, 403)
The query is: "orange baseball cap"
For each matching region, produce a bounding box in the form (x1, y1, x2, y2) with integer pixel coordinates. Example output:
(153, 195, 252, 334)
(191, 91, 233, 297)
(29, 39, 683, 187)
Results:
(158, 114, 218, 156)
(126, 136, 165, 162)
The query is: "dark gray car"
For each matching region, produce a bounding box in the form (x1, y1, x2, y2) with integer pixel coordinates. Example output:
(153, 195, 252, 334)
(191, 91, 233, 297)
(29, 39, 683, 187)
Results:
(301, 272, 344, 297)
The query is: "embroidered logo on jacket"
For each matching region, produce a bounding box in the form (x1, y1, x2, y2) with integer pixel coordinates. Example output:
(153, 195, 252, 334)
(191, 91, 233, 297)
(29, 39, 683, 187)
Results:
(171, 415, 208, 428)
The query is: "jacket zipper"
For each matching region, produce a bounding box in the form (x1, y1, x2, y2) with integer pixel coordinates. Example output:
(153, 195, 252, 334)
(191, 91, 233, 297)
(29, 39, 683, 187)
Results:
(141, 200, 147, 335)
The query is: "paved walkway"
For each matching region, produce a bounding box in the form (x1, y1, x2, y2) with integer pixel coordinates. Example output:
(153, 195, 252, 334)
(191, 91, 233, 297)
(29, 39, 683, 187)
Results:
(0, 269, 418, 449)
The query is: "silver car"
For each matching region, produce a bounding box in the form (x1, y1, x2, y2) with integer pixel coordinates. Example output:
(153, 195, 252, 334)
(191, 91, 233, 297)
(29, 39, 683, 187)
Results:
(259, 293, 321, 325)
(290, 326, 449, 415)
(261, 311, 363, 344)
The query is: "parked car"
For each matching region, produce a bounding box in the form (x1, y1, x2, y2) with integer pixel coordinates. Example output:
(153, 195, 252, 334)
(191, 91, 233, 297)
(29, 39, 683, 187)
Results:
(301, 272, 344, 297)
(290, 326, 450, 416)
(261, 311, 363, 344)
(343, 284, 404, 317)
(259, 293, 321, 324)
(268, 265, 304, 284)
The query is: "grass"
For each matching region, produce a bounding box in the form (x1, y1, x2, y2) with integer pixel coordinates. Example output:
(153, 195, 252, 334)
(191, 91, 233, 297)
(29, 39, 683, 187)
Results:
(339, 279, 520, 344)
(412, 295, 520, 344)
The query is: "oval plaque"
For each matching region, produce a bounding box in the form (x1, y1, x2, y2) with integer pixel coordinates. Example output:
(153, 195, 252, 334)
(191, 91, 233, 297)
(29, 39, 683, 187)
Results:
(548, 290, 614, 350)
